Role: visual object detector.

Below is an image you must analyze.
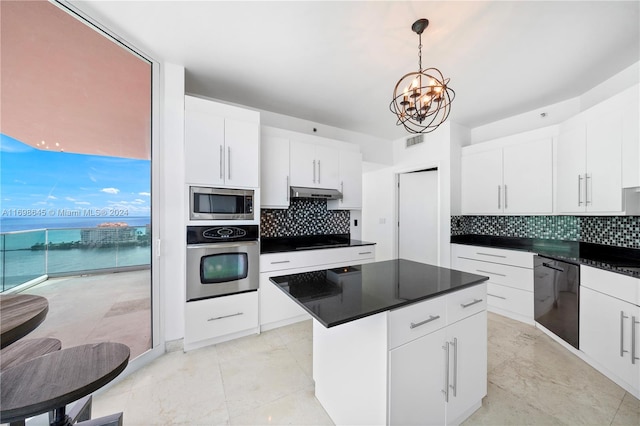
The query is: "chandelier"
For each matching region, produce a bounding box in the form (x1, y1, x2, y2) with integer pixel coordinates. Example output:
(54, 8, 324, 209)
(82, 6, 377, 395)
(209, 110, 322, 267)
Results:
(390, 18, 455, 134)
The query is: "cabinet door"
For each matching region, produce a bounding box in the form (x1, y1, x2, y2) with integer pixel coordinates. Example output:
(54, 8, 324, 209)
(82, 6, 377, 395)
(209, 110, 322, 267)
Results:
(586, 112, 623, 212)
(328, 150, 362, 210)
(184, 102, 225, 186)
(556, 125, 586, 213)
(446, 311, 488, 424)
(224, 118, 259, 188)
(580, 286, 639, 392)
(290, 141, 317, 187)
(503, 138, 553, 214)
(389, 328, 447, 426)
(461, 150, 503, 214)
(314, 144, 340, 189)
(261, 135, 290, 208)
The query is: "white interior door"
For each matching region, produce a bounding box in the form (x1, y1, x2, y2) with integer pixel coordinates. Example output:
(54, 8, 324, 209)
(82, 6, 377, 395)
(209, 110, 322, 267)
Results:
(398, 170, 438, 264)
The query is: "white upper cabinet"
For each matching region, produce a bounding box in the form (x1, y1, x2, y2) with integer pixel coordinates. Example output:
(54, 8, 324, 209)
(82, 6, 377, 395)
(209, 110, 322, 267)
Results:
(328, 150, 362, 210)
(461, 138, 553, 215)
(260, 135, 290, 208)
(290, 140, 340, 189)
(557, 112, 623, 213)
(184, 95, 259, 188)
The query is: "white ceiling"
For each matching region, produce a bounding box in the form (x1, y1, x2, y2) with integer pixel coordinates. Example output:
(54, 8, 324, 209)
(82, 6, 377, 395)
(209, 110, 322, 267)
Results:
(69, 1, 639, 141)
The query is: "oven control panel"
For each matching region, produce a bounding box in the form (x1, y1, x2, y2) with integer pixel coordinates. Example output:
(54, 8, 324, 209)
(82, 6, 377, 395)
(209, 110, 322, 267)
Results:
(187, 225, 259, 244)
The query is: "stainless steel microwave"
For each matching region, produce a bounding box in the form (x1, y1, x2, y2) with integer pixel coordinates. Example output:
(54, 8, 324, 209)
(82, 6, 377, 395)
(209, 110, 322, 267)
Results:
(189, 187, 254, 220)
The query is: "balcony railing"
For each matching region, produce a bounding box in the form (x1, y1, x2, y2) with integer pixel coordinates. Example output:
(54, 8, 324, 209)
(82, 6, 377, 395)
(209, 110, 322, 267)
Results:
(0, 227, 151, 293)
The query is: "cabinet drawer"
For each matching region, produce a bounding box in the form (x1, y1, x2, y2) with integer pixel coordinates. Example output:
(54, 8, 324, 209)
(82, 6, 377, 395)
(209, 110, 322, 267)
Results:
(487, 283, 533, 319)
(184, 291, 258, 344)
(447, 283, 488, 325)
(388, 295, 447, 349)
(260, 246, 375, 273)
(581, 265, 639, 306)
(453, 244, 533, 269)
(455, 257, 533, 291)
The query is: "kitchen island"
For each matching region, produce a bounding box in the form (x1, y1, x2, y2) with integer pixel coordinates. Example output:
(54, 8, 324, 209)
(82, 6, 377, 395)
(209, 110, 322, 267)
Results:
(270, 259, 489, 425)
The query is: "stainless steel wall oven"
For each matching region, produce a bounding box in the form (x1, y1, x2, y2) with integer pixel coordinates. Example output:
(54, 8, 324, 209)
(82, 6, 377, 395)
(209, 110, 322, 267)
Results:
(186, 225, 259, 301)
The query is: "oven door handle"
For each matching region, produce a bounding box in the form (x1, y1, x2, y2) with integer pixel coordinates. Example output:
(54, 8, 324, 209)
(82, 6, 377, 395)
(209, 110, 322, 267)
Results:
(187, 241, 258, 250)
(541, 262, 564, 273)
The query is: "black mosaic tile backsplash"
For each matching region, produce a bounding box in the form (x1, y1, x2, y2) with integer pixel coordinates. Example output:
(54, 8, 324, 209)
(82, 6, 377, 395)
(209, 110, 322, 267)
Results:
(261, 199, 350, 238)
(451, 215, 640, 249)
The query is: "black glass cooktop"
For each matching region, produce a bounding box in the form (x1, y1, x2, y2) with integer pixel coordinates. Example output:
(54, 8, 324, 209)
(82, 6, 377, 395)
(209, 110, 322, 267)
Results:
(270, 259, 489, 328)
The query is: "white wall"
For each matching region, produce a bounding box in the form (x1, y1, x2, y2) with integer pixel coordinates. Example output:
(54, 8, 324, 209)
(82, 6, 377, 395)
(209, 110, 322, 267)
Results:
(160, 62, 186, 342)
(362, 122, 467, 267)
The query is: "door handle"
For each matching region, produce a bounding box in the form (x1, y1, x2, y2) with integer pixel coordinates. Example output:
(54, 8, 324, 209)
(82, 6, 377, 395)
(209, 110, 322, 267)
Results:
(461, 298, 483, 308)
(409, 315, 440, 329)
(488, 293, 507, 300)
(504, 185, 508, 210)
(450, 337, 458, 397)
(578, 174, 583, 206)
(541, 262, 565, 273)
(318, 160, 321, 183)
(220, 145, 224, 180)
(227, 146, 231, 180)
(633, 316, 639, 365)
(208, 312, 243, 321)
(497, 185, 501, 210)
(313, 160, 316, 183)
(585, 173, 591, 205)
(442, 341, 450, 402)
(621, 311, 629, 357)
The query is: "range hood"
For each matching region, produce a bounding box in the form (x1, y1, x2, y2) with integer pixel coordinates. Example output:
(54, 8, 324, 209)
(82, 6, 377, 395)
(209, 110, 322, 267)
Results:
(290, 186, 343, 200)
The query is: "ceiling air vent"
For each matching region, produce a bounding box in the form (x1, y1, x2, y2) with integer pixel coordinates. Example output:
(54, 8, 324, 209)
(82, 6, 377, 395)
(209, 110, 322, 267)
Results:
(406, 134, 424, 148)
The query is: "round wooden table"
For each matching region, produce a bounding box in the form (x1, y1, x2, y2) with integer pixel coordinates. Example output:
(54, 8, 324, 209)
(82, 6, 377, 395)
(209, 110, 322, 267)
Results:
(0, 294, 49, 349)
(0, 342, 130, 425)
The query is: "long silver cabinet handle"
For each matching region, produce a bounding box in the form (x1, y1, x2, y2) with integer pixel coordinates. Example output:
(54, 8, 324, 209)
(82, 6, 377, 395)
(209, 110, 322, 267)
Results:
(504, 185, 508, 210)
(476, 269, 506, 277)
(270, 260, 291, 264)
(633, 316, 639, 364)
(578, 174, 583, 206)
(497, 185, 501, 209)
(442, 342, 450, 402)
(585, 174, 591, 205)
(313, 160, 316, 183)
(228, 146, 231, 180)
(450, 337, 458, 397)
(410, 315, 440, 329)
(621, 311, 629, 357)
(476, 252, 506, 258)
(488, 293, 507, 300)
(208, 312, 243, 321)
(461, 298, 483, 308)
(358, 251, 372, 255)
(220, 145, 224, 179)
(318, 160, 321, 183)
(340, 181, 344, 203)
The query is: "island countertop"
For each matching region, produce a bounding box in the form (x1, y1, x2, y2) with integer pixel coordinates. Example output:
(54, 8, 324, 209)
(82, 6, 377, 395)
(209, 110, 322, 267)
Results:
(269, 258, 489, 328)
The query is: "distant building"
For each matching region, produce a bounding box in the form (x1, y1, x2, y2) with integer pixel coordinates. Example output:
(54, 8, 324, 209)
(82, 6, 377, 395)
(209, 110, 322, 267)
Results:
(80, 222, 138, 244)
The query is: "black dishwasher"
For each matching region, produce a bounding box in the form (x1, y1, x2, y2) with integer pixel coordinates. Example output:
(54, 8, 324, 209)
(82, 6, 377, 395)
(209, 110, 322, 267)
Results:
(533, 255, 580, 349)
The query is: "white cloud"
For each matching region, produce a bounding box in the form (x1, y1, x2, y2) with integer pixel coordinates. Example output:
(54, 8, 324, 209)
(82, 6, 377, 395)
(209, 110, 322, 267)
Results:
(34, 201, 47, 205)
(133, 199, 145, 204)
(66, 197, 76, 201)
(139, 192, 151, 197)
(48, 195, 57, 200)
(75, 201, 90, 205)
(101, 187, 120, 195)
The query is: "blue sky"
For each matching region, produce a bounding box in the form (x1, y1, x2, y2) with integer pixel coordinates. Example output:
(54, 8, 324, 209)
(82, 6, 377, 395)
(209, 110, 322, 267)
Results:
(1, 134, 150, 217)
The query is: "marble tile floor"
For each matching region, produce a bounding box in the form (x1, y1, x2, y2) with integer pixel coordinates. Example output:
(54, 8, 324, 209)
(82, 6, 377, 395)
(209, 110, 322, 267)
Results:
(20, 269, 152, 359)
(89, 313, 639, 426)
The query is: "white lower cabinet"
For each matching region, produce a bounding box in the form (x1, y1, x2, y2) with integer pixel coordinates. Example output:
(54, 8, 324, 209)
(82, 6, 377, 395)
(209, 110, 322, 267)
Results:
(184, 291, 259, 351)
(580, 267, 640, 398)
(451, 244, 534, 324)
(259, 246, 376, 331)
(388, 286, 488, 425)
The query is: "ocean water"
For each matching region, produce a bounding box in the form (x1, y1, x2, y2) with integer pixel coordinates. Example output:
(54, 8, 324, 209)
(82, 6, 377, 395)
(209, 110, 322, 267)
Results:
(0, 216, 152, 291)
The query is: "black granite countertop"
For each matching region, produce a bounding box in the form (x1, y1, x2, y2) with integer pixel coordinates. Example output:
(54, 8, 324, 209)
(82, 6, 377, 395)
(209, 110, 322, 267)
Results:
(451, 235, 640, 278)
(270, 259, 489, 328)
(261, 234, 376, 254)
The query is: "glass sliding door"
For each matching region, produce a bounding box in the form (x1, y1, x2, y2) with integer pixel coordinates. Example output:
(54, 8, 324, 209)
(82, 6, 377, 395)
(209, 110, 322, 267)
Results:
(0, 0, 154, 359)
